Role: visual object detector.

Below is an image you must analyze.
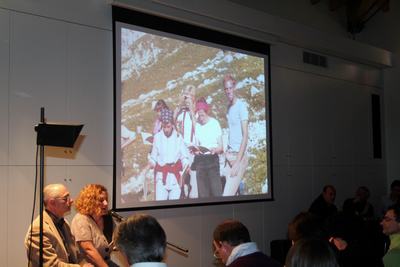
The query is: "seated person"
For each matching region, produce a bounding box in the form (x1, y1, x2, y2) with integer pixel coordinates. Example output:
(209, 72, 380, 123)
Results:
(285, 238, 339, 267)
(381, 205, 400, 267)
(24, 183, 92, 267)
(213, 219, 282, 267)
(381, 180, 400, 216)
(343, 186, 374, 221)
(71, 184, 116, 267)
(113, 213, 167, 267)
(309, 185, 338, 222)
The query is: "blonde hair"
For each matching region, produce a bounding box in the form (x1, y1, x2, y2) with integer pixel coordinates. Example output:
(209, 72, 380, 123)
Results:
(180, 85, 196, 105)
(182, 84, 196, 97)
(74, 184, 108, 216)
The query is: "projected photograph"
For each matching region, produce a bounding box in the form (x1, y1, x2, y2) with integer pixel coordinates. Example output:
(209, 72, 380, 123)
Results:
(114, 19, 271, 209)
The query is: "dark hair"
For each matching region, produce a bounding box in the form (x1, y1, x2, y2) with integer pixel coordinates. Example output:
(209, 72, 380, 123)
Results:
(288, 212, 326, 242)
(114, 213, 166, 264)
(213, 219, 251, 246)
(154, 99, 168, 112)
(285, 238, 339, 267)
(390, 180, 400, 190)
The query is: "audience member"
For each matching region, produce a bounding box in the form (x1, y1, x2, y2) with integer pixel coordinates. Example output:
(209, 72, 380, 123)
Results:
(288, 212, 326, 243)
(71, 184, 116, 267)
(309, 185, 338, 221)
(343, 186, 374, 221)
(213, 219, 282, 267)
(24, 183, 92, 267)
(285, 238, 339, 267)
(381, 205, 400, 267)
(114, 213, 167, 267)
(381, 180, 400, 216)
(287, 211, 367, 267)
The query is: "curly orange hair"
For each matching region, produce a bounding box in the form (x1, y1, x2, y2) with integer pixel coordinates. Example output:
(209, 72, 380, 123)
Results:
(74, 184, 108, 217)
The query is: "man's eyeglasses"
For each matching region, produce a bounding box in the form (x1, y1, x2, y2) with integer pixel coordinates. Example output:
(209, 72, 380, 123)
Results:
(55, 195, 71, 202)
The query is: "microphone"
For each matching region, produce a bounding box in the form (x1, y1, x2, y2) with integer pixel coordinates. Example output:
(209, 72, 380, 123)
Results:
(108, 210, 125, 222)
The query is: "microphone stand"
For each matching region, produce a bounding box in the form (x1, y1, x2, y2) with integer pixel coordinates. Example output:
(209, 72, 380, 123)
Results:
(39, 108, 45, 267)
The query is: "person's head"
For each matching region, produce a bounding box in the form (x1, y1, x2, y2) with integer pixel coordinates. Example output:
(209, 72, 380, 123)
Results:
(223, 74, 237, 103)
(195, 97, 210, 125)
(154, 99, 168, 113)
(181, 84, 196, 107)
(213, 219, 251, 264)
(288, 212, 325, 243)
(390, 180, 400, 200)
(285, 238, 339, 267)
(322, 185, 336, 205)
(355, 186, 370, 202)
(43, 184, 73, 218)
(381, 205, 400, 236)
(74, 184, 109, 217)
(114, 213, 166, 265)
(160, 108, 174, 137)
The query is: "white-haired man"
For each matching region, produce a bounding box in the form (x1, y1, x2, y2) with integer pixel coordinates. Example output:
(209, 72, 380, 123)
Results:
(25, 183, 92, 267)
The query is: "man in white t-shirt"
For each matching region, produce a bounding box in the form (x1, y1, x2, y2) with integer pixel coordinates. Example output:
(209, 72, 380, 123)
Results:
(223, 74, 249, 196)
(150, 109, 189, 200)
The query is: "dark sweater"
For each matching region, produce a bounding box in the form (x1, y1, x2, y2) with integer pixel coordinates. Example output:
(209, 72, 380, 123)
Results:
(227, 251, 283, 267)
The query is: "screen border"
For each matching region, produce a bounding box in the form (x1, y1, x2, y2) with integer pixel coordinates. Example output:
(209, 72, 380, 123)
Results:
(112, 6, 273, 211)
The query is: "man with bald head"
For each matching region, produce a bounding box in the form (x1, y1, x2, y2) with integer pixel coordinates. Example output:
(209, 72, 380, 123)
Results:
(24, 183, 92, 267)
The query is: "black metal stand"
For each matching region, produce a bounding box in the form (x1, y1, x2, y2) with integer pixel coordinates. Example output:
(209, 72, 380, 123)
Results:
(34, 107, 83, 267)
(39, 108, 45, 267)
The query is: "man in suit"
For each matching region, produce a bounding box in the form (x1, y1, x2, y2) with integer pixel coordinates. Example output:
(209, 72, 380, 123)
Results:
(24, 183, 93, 267)
(213, 219, 282, 267)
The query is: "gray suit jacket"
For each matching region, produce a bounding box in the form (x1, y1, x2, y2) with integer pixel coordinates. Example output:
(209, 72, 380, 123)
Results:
(24, 210, 81, 267)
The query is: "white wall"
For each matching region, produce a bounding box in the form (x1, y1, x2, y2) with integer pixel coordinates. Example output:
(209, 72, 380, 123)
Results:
(0, 1, 391, 266)
(355, 1, 400, 190)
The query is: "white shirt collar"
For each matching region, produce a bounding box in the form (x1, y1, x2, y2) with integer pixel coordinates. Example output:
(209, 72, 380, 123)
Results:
(226, 242, 259, 266)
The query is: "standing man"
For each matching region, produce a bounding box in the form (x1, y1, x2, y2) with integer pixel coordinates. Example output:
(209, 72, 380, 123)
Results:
(213, 219, 282, 267)
(223, 74, 249, 196)
(114, 213, 167, 267)
(174, 84, 198, 198)
(150, 108, 189, 200)
(381, 205, 400, 267)
(24, 183, 92, 267)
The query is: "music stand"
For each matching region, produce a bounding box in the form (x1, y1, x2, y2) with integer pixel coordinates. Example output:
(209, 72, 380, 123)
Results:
(34, 108, 83, 267)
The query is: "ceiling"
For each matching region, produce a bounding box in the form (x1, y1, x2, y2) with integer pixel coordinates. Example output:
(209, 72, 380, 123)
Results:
(311, 0, 390, 35)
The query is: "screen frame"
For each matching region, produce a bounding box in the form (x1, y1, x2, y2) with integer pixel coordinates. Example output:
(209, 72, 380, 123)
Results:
(112, 6, 273, 211)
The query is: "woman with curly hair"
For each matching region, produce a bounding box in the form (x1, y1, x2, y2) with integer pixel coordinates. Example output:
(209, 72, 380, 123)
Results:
(71, 184, 115, 267)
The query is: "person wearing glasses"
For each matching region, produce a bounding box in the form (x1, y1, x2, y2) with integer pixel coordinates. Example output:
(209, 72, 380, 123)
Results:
(71, 184, 117, 267)
(381, 205, 400, 267)
(213, 219, 281, 267)
(24, 183, 93, 267)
